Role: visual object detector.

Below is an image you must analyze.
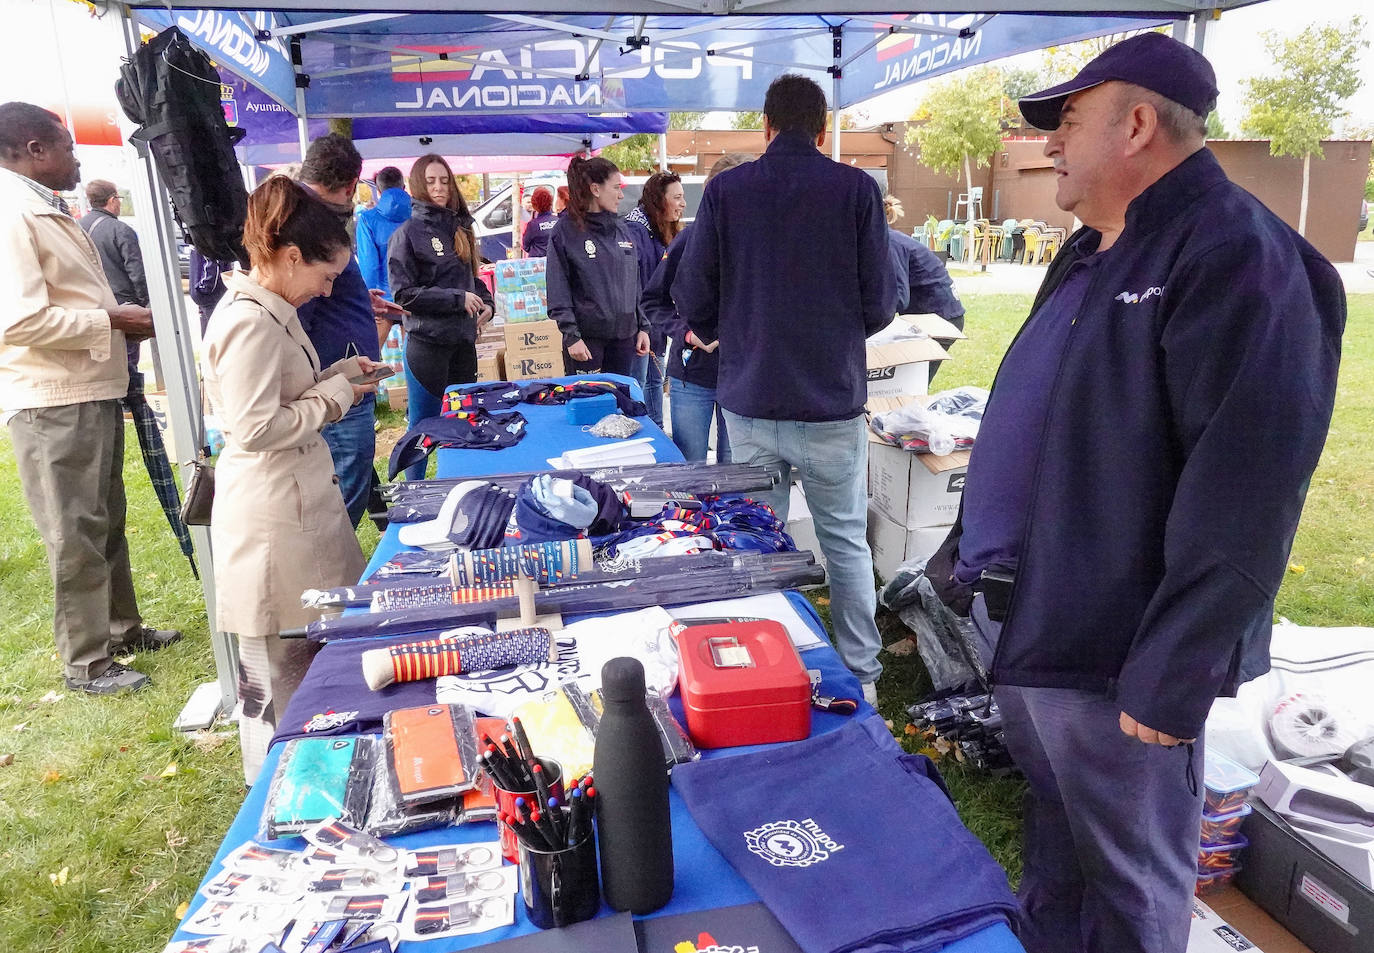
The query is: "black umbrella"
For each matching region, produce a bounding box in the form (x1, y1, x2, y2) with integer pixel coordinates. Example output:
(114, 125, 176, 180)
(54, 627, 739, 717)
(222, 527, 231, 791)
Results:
(124, 371, 198, 578)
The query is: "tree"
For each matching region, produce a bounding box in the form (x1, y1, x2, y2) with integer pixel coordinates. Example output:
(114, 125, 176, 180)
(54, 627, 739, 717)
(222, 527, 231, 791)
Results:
(904, 66, 1003, 263)
(600, 133, 658, 173)
(731, 110, 764, 130)
(1205, 110, 1229, 140)
(1241, 18, 1368, 237)
(1040, 29, 1161, 82)
(996, 66, 1048, 130)
(669, 112, 706, 131)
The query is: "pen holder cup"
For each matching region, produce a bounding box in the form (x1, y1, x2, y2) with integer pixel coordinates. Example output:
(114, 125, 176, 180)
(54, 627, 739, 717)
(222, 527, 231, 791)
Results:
(491, 756, 564, 862)
(518, 825, 600, 929)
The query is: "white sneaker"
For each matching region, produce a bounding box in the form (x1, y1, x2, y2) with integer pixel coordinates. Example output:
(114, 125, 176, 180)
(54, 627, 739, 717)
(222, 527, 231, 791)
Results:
(861, 681, 879, 707)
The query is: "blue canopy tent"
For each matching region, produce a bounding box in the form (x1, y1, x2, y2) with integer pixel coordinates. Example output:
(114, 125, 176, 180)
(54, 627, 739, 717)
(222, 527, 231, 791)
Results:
(104, 0, 1268, 722)
(220, 70, 669, 164)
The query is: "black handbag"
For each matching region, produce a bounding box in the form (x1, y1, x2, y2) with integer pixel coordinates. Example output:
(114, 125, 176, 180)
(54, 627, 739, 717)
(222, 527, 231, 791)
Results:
(180, 446, 215, 526)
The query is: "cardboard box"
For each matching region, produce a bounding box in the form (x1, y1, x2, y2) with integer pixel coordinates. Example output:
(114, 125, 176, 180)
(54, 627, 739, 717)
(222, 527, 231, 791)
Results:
(475, 342, 505, 382)
(386, 385, 408, 412)
(495, 319, 558, 380)
(1239, 802, 1374, 953)
(868, 440, 969, 528)
(503, 319, 564, 380)
(866, 506, 950, 582)
(1189, 898, 1265, 952)
(899, 312, 967, 343)
(865, 335, 947, 399)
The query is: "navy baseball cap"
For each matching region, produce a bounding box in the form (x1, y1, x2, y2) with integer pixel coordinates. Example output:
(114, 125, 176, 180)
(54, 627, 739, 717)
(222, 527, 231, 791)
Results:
(1019, 32, 1218, 132)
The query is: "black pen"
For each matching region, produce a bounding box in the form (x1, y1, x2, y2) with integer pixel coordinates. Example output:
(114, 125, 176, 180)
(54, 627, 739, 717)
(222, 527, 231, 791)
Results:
(510, 716, 536, 764)
(531, 762, 552, 814)
(566, 787, 584, 846)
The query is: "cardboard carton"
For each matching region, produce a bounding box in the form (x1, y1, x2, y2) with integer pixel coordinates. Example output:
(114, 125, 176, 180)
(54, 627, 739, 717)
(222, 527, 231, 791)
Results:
(868, 439, 969, 529)
(502, 320, 565, 380)
(865, 335, 948, 399)
(866, 506, 950, 582)
(899, 312, 967, 343)
(475, 342, 505, 382)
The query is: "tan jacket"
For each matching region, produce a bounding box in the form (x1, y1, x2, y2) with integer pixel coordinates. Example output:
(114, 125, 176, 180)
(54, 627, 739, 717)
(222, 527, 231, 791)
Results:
(202, 272, 363, 637)
(0, 168, 128, 411)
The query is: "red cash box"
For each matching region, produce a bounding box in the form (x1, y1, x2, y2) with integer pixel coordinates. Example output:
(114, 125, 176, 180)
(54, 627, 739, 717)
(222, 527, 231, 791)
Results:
(671, 619, 812, 749)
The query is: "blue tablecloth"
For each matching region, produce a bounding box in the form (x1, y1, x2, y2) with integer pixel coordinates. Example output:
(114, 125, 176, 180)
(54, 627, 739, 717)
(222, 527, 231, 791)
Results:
(170, 377, 1023, 953)
(434, 374, 677, 480)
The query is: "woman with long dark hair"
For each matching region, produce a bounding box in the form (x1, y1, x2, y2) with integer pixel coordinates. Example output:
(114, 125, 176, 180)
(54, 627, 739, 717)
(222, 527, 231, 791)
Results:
(545, 156, 649, 375)
(624, 172, 686, 427)
(387, 154, 494, 479)
(202, 176, 382, 782)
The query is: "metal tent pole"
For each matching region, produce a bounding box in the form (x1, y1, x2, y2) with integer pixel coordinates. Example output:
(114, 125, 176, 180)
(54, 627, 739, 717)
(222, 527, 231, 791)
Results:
(110, 3, 237, 724)
(1191, 9, 1213, 52)
(291, 37, 310, 159)
(658, 132, 669, 172)
(830, 27, 842, 161)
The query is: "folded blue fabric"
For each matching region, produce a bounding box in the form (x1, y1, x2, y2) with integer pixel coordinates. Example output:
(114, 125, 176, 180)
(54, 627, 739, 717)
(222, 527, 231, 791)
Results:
(671, 715, 1017, 953)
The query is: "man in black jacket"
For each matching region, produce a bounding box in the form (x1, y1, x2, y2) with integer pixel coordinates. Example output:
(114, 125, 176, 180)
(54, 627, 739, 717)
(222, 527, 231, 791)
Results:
(80, 179, 147, 370)
(673, 76, 894, 704)
(928, 34, 1344, 953)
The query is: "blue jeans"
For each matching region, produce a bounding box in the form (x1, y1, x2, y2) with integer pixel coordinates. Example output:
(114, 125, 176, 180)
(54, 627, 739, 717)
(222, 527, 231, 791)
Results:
(401, 348, 444, 482)
(722, 410, 880, 684)
(637, 349, 665, 428)
(972, 597, 1203, 953)
(668, 377, 730, 463)
(320, 393, 377, 527)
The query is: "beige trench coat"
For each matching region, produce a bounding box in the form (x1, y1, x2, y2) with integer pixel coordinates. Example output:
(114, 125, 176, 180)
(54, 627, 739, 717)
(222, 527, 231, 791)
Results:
(201, 272, 364, 637)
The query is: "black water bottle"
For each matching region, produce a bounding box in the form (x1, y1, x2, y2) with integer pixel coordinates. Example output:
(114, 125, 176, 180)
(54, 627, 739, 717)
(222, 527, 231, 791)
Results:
(593, 656, 673, 913)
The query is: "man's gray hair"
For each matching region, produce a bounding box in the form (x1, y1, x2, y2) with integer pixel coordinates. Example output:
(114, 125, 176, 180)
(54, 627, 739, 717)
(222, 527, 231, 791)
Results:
(1115, 83, 1208, 145)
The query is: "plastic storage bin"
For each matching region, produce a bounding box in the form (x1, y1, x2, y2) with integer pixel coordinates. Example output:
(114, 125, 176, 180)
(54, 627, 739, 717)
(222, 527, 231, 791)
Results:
(1198, 834, 1249, 873)
(1195, 866, 1241, 896)
(1203, 749, 1259, 814)
(1200, 802, 1252, 845)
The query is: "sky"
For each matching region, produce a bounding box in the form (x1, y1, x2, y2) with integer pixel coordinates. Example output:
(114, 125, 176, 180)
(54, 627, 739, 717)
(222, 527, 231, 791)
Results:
(4, 0, 1374, 189)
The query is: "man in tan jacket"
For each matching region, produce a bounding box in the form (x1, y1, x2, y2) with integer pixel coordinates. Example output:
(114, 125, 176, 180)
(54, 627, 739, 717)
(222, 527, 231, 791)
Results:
(0, 102, 181, 695)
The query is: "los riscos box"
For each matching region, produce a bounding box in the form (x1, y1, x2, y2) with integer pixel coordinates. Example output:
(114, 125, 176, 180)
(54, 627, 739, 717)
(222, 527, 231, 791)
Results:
(502, 320, 565, 381)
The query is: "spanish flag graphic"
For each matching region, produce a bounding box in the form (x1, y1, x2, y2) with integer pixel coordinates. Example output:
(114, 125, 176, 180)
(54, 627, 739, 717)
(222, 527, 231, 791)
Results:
(874, 15, 915, 62)
(391, 45, 481, 83)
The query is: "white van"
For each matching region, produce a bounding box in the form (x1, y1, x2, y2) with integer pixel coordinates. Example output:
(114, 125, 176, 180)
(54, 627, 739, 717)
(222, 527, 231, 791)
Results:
(473, 174, 708, 261)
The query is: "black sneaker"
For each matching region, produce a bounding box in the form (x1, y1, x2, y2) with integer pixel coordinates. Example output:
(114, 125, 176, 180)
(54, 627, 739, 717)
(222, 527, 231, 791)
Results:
(112, 626, 183, 654)
(66, 662, 150, 695)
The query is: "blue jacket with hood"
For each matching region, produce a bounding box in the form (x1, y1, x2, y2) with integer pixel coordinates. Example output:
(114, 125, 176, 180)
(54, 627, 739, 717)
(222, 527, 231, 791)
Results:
(357, 187, 412, 297)
(927, 149, 1345, 739)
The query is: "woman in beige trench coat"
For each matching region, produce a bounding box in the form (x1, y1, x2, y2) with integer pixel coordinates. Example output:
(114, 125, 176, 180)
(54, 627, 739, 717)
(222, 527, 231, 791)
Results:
(202, 177, 383, 782)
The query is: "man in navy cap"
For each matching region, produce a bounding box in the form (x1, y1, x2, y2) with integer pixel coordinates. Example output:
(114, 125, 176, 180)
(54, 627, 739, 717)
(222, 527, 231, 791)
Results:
(926, 32, 1344, 952)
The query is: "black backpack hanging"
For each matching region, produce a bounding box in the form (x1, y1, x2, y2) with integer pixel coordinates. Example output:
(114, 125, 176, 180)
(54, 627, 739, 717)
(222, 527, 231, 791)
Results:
(116, 26, 249, 264)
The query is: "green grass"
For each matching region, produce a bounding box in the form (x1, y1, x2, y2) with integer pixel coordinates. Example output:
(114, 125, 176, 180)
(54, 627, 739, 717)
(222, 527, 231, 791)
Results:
(0, 294, 1369, 949)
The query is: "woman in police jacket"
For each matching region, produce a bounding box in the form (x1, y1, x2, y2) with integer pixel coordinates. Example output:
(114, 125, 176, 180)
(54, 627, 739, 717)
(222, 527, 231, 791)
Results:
(546, 156, 650, 375)
(387, 154, 494, 479)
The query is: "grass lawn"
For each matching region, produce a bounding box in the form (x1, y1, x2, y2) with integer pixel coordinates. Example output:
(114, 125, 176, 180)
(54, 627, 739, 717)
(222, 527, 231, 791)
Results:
(1, 293, 1370, 950)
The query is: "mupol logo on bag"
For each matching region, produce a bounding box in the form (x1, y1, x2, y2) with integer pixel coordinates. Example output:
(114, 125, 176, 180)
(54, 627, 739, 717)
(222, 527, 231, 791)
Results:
(744, 818, 844, 868)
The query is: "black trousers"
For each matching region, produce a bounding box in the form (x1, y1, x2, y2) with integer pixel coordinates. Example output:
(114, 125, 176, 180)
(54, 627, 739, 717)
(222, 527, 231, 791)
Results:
(406, 334, 477, 397)
(566, 335, 637, 377)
